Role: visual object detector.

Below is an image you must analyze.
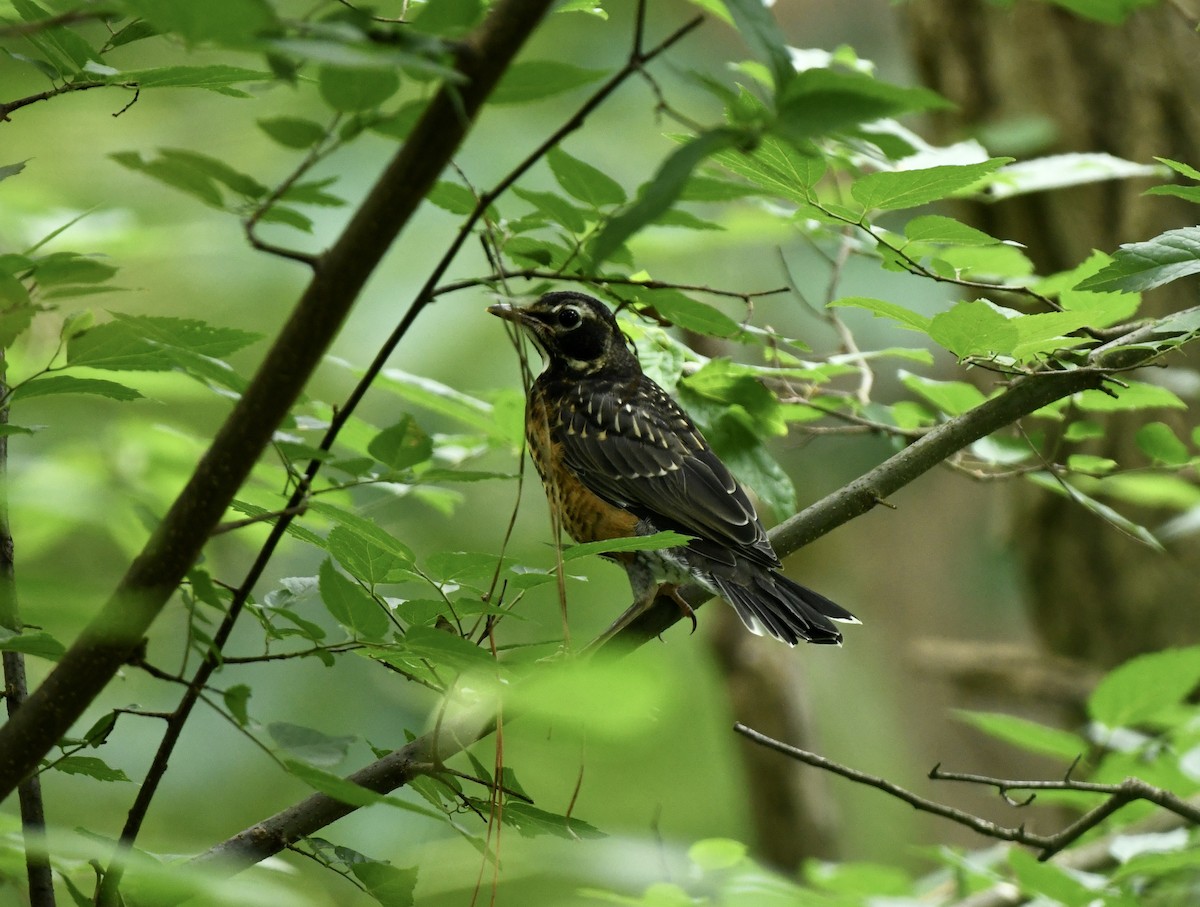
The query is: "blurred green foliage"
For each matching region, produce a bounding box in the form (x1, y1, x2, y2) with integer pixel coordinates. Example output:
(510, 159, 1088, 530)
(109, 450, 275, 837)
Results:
(0, 0, 1198, 904)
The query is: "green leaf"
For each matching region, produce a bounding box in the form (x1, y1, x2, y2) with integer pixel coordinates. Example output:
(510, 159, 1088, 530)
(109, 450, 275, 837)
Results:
(590, 129, 742, 264)
(368, 415, 433, 471)
(374, 369, 497, 436)
(10, 376, 143, 402)
(830, 296, 932, 334)
(1075, 381, 1186, 413)
(53, 755, 130, 783)
(425, 181, 480, 216)
(1027, 472, 1163, 552)
(268, 721, 356, 766)
(351, 861, 418, 907)
(852, 159, 1012, 211)
(284, 759, 386, 807)
(223, 684, 251, 726)
(710, 135, 824, 205)
(395, 625, 494, 671)
(512, 187, 587, 233)
(634, 288, 740, 338)
(546, 148, 626, 208)
(110, 150, 224, 208)
(258, 116, 326, 148)
(413, 0, 484, 35)
(903, 214, 1003, 246)
(1040, 0, 1158, 24)
(1009, 849, 1095, 907)
(32, 252, 118, 287)
(775, 69, 951, 145)
(560, 531, 694, 562)
(900, 373, 986, 416)
(1135, 422, 1190, 466)
(0, 161, 27, 183)
(328, 526, 414, 586)
(119, 0, 278, 45)
(988, 152, 1161, 200)
(956, 710, 1084, 761)
(688, 839, 748, 871)
(67, 312, 261, 371)
(723, 0, 794, 90)
(118, 65, 274, 89)
(928, 300, 1018, 359)
(318, 65, 401, 112)
(1076, 227, 1200, 293)
(0, 629, 64, 661)
(500, 801, 604, 839)
(1089, 646, 1200, 728)
(492, 61, 606, 104)
(308, 502, 416, 563)
(0, 305, 33, 349)
(318, 558, 391, 641)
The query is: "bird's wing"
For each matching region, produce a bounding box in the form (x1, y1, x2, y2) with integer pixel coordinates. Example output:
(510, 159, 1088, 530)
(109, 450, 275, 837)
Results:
(553, 375, 780, 569)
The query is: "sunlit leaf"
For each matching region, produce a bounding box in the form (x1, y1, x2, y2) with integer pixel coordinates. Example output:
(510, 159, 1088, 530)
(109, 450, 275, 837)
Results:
(830, 296, 932, 334)
(1076, 227, 1200, 293)
(11, 376, 143, 402)
(956, 710, 1085, 761)
(852, 158, 1012, 212)
(1089, 646, 1200, 728)
(928, 300, 1019, 359)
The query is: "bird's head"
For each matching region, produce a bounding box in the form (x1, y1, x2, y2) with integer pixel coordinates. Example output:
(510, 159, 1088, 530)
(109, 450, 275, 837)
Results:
(488, 291, 640, 378)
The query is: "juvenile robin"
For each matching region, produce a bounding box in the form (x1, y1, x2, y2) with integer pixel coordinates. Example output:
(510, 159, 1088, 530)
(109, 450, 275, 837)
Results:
(488, 291, 856, 646)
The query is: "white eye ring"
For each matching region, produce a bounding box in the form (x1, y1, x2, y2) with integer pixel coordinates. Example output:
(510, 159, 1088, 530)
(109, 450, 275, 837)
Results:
(556, 306, 583, 329)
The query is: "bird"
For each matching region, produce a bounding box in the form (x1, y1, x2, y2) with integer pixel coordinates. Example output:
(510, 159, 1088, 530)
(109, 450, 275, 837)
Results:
(488, 290, 857, 646)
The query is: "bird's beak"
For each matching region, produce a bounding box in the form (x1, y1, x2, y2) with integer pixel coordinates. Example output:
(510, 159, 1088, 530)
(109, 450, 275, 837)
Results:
(488, 302, 536, 328)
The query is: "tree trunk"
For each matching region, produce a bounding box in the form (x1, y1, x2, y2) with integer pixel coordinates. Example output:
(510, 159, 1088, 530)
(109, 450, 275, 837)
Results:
(905, 0, 1200, 667)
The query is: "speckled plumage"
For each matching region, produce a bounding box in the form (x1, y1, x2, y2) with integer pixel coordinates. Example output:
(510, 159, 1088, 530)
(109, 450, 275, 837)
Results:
(489, 291, 856, 646)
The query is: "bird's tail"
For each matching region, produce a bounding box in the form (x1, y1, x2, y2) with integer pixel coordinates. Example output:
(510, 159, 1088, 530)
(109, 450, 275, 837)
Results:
(713, 572, 857, 646)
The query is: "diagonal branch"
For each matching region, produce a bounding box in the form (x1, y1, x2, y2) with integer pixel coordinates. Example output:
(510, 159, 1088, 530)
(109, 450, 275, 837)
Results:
(0, 0, 557, 803)
(190, 307, 1200, 877)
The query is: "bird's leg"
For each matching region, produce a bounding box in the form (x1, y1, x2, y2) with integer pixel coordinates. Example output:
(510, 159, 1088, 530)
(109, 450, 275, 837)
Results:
(658, 583, 697, 635)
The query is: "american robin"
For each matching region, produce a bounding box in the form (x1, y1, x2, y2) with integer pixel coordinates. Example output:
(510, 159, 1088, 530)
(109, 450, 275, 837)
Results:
(488, 291, 856, 646)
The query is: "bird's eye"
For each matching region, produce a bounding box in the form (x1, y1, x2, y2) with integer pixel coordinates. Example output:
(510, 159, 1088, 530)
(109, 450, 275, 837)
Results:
(556, 306, 583, 329)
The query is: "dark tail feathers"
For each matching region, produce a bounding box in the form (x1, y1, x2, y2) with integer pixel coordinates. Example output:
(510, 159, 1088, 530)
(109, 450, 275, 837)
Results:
(714, 572, 857, 646)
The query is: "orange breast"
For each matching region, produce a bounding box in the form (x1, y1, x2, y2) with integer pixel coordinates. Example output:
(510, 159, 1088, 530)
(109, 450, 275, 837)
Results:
(526, 388, 638, 546)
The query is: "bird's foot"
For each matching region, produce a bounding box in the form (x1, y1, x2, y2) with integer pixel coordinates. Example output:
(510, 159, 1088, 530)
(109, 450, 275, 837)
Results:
(659, 584, 697, 635)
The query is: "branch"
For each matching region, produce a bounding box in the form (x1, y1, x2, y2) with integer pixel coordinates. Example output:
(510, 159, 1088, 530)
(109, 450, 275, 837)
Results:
(0, 0, 558, 803)
(188, 307, 1200, 878)
(0, 352, 55, 907)
(736, 723, 1200, 861)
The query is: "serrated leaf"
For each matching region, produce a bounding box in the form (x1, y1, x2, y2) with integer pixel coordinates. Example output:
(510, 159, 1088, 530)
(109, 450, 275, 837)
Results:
(724, 0, 793, 90)
(956, 710, 1085, 760)
(500, 801, 604, 839)
(928, 300, 1019, 359)
(32, 252, 118, 286)
(258, 116, 326, 148)
(852, 158, 1012, 211)
(1076, 227, 1200, 293)
(776, 69, 950, 145)
(10, 376, 143, 402)
(1089, 646, 1200, 728)
(492, 60, 606, 104)
(710, 135, 824, 205)
(591, 129, 741, 264)
(512, 187, 587, 233)
(375, 369, 497, 436)
(351, 861, 418, 907)
(903, 214, 1003, 246)
(634, 288, 740, 338)
(53, 755, 130, 783)
(368, 415, 433, 471)
(318, 558, 391, 641)
(546, 147, 626, 207)
(830, 296, 932, 334)
(318, 65, 401, 112)
(426, 181, 480, 216)
(560, 531, 694, 562)
(67, 312, 261, 371)
(269, 721, 356, 766)
(308, 502, 415, 563)
(328, 526, 414, 586)
(396, 625, 494, 671)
